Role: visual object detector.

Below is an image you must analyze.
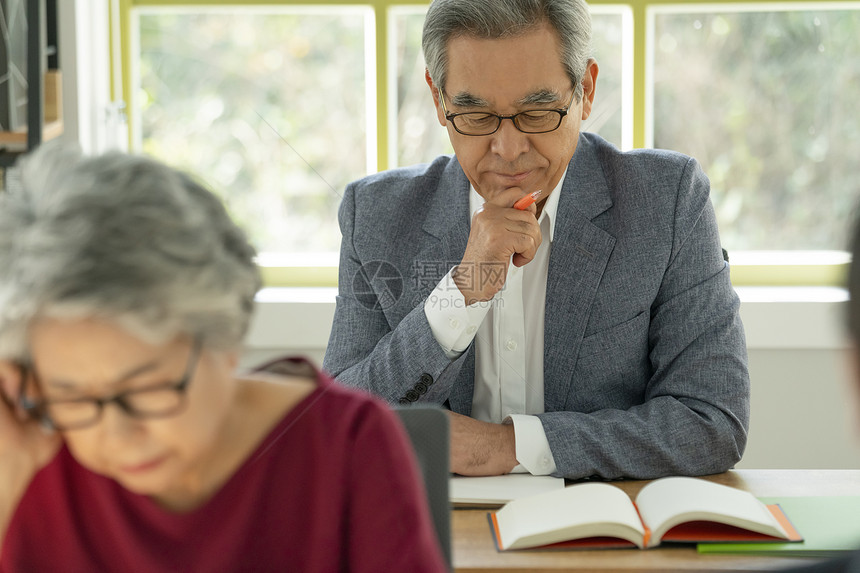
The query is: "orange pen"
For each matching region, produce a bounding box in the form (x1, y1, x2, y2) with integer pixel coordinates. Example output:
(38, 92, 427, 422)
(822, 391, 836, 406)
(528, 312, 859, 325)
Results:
(513, 189, 543, 210)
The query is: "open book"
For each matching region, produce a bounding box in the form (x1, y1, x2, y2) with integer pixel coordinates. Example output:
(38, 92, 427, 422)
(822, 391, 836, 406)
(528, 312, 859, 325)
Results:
(489, 476, 803, 551)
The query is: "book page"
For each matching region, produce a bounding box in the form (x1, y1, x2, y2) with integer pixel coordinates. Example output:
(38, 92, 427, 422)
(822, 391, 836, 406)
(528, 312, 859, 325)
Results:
(450, 474, 564, 507)
(636, 477, 789, 547)
(494, 482, 646, 550)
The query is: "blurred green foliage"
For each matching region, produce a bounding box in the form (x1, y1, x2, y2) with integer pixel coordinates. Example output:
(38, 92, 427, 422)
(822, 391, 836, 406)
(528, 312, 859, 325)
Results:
(139, 11, 369, 253)
(139, 7, 860, 255)
(654, 10, 860, 251)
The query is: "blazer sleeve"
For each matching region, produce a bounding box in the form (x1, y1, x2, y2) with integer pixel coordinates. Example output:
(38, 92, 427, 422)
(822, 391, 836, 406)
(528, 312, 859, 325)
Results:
(322, 180, 470, 406)
(538, 157, 750, 479)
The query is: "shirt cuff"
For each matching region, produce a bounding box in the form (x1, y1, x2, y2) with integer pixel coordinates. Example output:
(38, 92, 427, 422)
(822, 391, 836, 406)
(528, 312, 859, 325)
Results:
(424, 268, 492, 359)
(507, 414, 558, 475)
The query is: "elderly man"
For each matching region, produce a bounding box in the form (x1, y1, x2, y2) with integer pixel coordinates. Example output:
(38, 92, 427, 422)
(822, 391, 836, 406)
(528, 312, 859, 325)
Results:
(323, 0, 750, 480)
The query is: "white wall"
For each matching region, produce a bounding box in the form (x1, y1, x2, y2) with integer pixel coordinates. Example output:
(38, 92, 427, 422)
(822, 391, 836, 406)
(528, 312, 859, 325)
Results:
(243, 287, 860, 470)
(741, 348, 860, 469)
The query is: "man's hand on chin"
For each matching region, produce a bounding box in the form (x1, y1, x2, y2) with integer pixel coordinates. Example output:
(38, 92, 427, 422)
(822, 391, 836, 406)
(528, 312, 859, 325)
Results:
(447, 411, 519, 476)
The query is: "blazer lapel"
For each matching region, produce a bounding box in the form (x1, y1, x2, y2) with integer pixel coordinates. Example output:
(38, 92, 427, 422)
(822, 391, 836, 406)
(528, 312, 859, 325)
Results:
(415, 159, 476, 414)
(421, 158, 471, 255)
(406, 148, 616, 414)
(412, 158, 471, 300)
(543, 135, 617, 412)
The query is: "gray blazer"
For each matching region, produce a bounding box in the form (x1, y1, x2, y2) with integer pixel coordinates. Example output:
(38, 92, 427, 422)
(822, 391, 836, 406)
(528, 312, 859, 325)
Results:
(324, 132, 750, 480)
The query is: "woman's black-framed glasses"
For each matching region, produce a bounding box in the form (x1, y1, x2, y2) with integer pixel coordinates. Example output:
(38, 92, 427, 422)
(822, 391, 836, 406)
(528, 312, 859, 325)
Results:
(18, 335, 204, 432)
(439, 89, 577, 136)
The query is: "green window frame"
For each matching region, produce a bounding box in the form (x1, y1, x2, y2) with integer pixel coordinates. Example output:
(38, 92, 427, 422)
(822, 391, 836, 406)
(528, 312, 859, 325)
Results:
(113, 0, 853, 287)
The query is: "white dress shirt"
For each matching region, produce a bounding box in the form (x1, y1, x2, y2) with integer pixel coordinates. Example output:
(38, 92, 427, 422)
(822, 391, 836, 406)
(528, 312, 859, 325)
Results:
(424, 175, 566, 475)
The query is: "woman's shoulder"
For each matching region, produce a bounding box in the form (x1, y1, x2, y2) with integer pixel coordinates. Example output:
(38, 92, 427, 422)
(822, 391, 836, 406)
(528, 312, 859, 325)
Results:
(241, 356, 395, 429)
(230, 358, 405, 481)
(252, 355, 320, 379)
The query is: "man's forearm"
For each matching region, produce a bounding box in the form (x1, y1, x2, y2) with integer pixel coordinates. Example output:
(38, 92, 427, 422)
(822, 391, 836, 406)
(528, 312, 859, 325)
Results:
(448, 412, 519, 476)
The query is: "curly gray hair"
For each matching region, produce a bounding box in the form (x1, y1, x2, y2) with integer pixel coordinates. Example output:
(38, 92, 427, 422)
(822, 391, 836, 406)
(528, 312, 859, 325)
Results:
(0, 144, 261, 359)
(422, 0, 592, 100)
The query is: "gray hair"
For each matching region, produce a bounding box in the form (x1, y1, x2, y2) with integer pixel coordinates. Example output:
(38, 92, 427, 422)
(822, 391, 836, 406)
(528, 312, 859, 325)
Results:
(422, 0, 592, 101)
(0, 144, 261, 360)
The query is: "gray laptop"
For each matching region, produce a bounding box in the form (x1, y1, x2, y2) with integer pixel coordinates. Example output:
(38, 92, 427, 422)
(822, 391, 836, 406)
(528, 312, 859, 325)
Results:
(395, 405, 451, 569)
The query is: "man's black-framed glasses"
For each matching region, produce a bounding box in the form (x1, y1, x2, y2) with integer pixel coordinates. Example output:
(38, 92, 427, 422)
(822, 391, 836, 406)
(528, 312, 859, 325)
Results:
(18, 335, 204, 431)
(439, 89, 577, 136)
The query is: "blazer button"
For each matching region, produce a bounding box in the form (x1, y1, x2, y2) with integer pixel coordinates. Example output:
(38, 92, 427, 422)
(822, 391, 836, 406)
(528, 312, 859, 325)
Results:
(398, 398, 410, 405)
(420, 373, 434, 385)
(415, 382, 428, 395)
(405, 390, 419, 402)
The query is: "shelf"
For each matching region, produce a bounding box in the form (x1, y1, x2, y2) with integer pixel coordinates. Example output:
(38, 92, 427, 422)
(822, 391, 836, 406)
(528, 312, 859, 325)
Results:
(0, 70, 63, 150)
(0, 119, 63, 146)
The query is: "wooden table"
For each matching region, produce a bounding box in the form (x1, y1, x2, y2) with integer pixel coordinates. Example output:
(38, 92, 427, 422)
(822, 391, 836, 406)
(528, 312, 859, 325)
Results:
(452, 469, 860, 572)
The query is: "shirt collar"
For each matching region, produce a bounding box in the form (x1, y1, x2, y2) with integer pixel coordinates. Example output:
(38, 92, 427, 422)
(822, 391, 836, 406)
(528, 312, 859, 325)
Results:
(469, 172, 566, 243)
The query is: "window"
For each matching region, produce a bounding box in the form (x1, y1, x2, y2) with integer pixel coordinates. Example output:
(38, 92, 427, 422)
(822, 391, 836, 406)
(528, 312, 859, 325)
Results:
(135, 7, 373, 257)
(118, 0, 858, 286)
(390, 6, 453, 168)
(650, 6, 860, 253)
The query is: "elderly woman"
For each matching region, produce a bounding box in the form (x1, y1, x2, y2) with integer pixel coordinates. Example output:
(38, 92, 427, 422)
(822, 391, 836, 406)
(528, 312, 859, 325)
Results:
(0, 146, 447, 572)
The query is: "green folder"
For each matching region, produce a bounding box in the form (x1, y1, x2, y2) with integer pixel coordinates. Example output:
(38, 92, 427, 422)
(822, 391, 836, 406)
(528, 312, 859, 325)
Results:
(698, 496, 860, 556)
